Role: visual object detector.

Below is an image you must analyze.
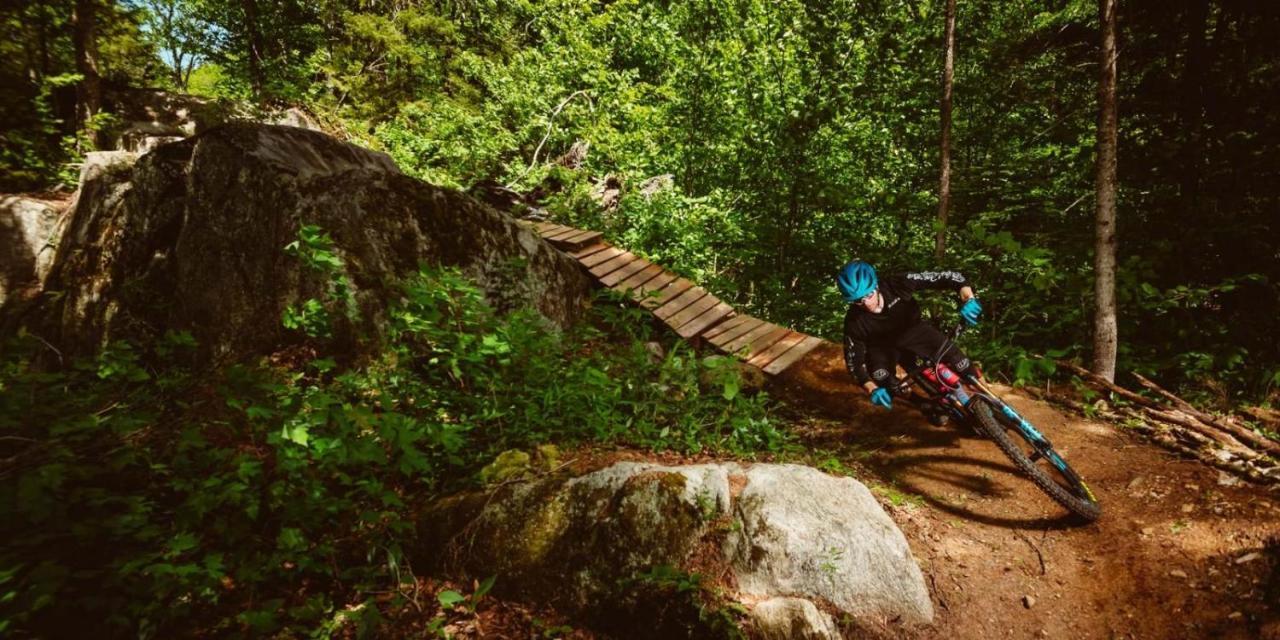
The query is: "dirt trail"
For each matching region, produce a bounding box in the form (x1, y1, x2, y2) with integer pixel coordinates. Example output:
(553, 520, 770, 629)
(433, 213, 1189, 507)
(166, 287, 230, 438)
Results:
(773, 344, 1279, 640)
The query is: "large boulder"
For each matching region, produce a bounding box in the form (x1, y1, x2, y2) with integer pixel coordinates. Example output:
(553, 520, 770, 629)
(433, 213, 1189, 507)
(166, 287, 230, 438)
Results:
(0, 194, 72, 308)
(726, 465, 933, 627)
(415, 462, 932, 639)
(20, 123, 594, 362)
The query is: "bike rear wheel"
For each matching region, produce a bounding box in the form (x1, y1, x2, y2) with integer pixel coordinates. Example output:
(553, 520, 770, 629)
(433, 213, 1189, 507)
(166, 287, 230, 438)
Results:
(968, 397, 1101, 522)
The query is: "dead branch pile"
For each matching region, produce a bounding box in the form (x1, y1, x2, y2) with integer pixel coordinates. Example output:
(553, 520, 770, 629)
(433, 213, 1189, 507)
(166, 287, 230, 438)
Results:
(1026, 362, 1280, 485)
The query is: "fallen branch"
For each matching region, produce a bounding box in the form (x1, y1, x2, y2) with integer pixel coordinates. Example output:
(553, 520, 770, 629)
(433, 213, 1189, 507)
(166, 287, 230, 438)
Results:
(1054, 360, 1157, 409)
(1056, 360, 1280, 458)
(1123, 419, 1275, 483)
(1138, 405, 1247, 451)
(1022, 378, 1279, 486)
(505, 90, 595, 189)
(1131, 372, 1280, 457)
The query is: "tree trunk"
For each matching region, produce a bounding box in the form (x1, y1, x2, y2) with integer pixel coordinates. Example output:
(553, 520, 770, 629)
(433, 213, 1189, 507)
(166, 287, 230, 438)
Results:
(181, 57, 196, 90)
(241, 0, 266, 100)
(160, 1, 188, 90)
(1092, 0, 1119, 382)
(170, 47, 187, 90)
(934, 0, 957, 262)
(37, 7, 51, 80)
(72, 0, 105, 150)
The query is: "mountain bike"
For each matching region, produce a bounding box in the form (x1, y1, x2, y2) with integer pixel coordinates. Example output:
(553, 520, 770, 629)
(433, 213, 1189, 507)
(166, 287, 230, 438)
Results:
(893, 325, 1101, 522)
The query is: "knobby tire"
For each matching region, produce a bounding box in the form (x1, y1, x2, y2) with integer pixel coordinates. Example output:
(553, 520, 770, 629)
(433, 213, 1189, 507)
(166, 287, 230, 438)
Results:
(968, 397, 1101, 522)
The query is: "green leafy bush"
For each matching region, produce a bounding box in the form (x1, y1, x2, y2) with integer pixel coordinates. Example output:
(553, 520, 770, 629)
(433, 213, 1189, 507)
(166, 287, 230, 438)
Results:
(0, 261, 782, 637)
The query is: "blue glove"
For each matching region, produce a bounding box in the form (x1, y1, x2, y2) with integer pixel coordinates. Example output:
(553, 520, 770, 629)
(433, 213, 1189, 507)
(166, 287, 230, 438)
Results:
(959, 298, 982, 326)
(870, 387, 892, 409)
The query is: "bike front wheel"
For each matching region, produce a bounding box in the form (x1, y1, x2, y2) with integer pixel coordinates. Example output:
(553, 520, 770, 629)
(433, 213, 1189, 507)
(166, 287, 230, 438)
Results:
(968, 397, 1101, 522)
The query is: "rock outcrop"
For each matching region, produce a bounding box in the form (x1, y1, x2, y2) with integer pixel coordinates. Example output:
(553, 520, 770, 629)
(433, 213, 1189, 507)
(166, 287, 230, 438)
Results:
(19, 123, 594, 362)
(107, 89, 324, 153)
(107, 88, 232, 153)
(0, 194, 71, 308)
(416, 461, 933, 639)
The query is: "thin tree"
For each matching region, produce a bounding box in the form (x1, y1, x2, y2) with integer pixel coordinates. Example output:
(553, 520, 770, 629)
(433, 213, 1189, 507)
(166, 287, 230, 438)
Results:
(240, 0, 265, 99)
(934, 0, 956, 262)
(142, 0, 201, 90)
(1093, 0, 1119, 381)
(72, 0, 105, 150)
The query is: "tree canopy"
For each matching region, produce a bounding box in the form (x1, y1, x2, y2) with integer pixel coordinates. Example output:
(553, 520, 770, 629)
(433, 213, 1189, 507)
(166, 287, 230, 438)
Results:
(3, 0, 1279, 400)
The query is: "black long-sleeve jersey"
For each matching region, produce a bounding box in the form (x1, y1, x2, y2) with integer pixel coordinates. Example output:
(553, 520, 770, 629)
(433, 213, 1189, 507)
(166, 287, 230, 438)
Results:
(842, 271, 971, 384)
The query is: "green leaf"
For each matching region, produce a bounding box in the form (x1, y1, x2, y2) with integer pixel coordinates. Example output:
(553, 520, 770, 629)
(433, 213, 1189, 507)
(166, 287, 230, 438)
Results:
(310, 357, 337, 373)
(722, 378, 739, 401)
(168, 532, 198, 556)
(437, 589, 466, 609)
(284, 423, 310, 446)
(277, 527, 306, 551)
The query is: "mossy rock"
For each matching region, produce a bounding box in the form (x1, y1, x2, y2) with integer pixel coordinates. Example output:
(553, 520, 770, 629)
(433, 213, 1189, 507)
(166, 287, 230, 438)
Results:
(412, 462, 931, 639)
(479, 449, 532, 485)
(534, 443, 561, 471)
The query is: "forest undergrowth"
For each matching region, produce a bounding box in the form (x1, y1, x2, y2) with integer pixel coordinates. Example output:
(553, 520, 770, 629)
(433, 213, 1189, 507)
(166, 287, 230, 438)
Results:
(0, 229, 786, 637)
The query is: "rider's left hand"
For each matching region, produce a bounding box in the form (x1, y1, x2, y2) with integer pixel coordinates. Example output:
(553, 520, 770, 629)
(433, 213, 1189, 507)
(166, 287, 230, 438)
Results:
(959, 297, 982, 326)
(870, 387, 892, 409)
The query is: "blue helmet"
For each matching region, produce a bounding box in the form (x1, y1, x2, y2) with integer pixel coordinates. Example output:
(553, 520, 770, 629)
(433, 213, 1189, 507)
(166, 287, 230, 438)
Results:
(836, 260, 877, 302)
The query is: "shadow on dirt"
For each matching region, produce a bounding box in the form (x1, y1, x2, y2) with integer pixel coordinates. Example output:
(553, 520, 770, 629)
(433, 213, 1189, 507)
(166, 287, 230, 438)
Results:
(771, 346, 1089, 530)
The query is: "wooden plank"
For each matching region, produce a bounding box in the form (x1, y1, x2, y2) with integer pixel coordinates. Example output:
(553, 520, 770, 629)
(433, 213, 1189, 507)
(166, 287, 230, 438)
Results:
(612, 263, 664, 291)
(746, 331, 805, 369)
(653, 286, 707, 320)
(762, 336, 824, 375)
(549, 227, 587, 241)
(663, 292, 721, 329)
(636, 271, 677, 292)
(676, 302, 734, 338)
(721, 321, 780, 354)
(742, 326, 791, 360)
(640, 278, 694, 309)
(533, 221, 561, 233)
(555, 229, 597, 244)
(589, 252, 640, 278)
(702, 314, 753, 341)
(580, 246, 625, 268)
(537, 223, 572, 237)
(600, 257, 653, 286)
(546, 227, 584, 241)
(571, 242, 611, 259)
(708, 317, 765, 347)
(556, 230, 603, 250)
(631, 272, 679, 305)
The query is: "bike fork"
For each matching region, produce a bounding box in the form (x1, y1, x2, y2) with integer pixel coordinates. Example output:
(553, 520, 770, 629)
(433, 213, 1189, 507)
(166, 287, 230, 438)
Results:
(980, 396, 1052, 461)
(961, 375, 1051, 454)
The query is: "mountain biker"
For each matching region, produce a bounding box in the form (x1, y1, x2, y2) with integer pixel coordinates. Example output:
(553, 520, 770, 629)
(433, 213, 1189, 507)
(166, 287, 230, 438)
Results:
(836, 260, 982, 411)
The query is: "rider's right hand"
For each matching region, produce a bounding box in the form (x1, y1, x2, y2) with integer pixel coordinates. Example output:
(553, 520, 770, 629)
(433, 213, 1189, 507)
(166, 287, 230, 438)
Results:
(870, 387, 892, 409)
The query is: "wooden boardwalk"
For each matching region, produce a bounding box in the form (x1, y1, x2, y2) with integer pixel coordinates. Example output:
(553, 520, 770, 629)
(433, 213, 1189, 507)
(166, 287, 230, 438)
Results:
(527, 221, 823, 375)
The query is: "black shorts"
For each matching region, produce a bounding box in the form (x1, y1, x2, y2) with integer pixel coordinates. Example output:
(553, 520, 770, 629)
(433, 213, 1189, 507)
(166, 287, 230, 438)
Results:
(865, 322, 972, 387)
